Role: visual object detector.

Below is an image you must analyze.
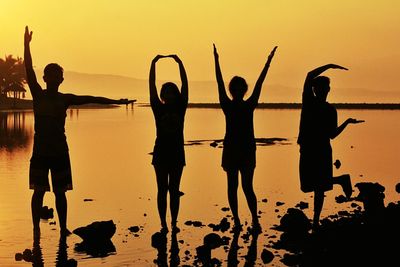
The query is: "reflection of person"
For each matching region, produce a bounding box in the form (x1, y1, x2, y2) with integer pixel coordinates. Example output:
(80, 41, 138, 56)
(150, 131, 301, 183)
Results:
(24, 26, 135, 238)
(213, 44, 277, 232)
(149, 54, 188, 234)
(297, 64, 364, 229)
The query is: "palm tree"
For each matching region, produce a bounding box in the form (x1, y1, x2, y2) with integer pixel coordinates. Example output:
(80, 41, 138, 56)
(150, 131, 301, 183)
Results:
(0, 55, 27, 101)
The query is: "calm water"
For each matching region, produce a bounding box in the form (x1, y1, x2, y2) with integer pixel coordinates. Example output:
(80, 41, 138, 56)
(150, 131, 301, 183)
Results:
(0, 106, 399, 266)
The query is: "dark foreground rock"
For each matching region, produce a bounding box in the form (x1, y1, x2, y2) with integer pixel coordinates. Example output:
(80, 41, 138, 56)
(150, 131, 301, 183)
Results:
(73, 220, 116, 257)
(272, 182, 400, 267)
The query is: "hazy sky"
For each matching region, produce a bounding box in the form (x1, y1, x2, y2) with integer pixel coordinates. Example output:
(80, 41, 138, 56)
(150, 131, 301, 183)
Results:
(1, 0, 400, 93)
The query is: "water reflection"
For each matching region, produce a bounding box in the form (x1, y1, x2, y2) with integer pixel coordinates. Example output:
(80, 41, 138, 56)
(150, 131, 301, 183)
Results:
(151, 231, 180, 266)
(228, 230, 260, 267)
(0, 111, 32, 150)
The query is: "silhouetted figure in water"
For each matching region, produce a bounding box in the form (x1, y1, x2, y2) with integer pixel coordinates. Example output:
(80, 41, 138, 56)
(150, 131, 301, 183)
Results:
(213, 44, 277, 232)
(149, 54, 188, 234)
(297, 64, 364, 229)
(24, 26, 135, 239)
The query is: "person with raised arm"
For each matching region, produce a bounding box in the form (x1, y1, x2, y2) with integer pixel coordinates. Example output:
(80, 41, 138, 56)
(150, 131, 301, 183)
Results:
(24, 26, 135, 239)
(297, 64, 364, 230)
(149, 54, 188, 234)
(213, 44, 277, 232)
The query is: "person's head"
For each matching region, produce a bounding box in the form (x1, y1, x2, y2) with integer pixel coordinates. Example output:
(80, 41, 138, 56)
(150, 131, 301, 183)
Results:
(160, 82, 181, 104)
(43, 63, 64, 90)
(229, 76, 248, 100)
(312, 76, 330, 101)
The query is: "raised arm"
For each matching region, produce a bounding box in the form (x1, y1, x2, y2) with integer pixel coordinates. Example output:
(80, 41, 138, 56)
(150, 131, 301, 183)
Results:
(24, 26, 42, 98)
(248, 46, 277, 106)
(169, 55, 188, 105)
(303, 64, 348, 101)
(330, 118, 364, 139)
(213, 44, 229, 104)
(149, 55, 164, 108)
(64, 94, 135, 106)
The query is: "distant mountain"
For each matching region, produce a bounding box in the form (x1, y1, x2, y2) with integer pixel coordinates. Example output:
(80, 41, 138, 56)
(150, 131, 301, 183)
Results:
(27, 70, 400, 104)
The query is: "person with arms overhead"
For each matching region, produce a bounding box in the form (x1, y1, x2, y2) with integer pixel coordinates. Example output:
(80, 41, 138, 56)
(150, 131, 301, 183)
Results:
(298, 64, 364, 230)
(213, 44, 277, 232)
(149, 54, 188, 234)
(24, 26, 135, 238)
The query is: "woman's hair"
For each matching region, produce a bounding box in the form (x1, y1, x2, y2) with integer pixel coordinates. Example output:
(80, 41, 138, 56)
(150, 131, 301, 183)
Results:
(229, 76, 248, 99)
(312, 76, 330, 97)
(160, 82, 181, 102)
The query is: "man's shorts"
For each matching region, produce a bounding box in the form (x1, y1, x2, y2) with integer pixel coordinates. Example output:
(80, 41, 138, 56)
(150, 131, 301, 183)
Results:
(29, 154, 73, 192)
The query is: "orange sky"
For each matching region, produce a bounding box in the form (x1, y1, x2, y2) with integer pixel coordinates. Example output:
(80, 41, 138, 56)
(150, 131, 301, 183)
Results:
(1, 0, 400, 95)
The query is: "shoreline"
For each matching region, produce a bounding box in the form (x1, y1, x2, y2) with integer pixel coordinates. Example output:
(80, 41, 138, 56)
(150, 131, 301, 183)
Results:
(139, 102, 400, 110)
(2, 98, 400, 110)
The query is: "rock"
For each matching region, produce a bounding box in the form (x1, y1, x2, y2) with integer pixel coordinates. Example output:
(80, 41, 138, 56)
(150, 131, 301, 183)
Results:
(276, 201, 285, 206)
(262, 198, 268, 203)
(14, 253, 23, 261)
(295, 201, 309, 210)
(355, 182, 385, 220)
(73, 220, 116, 242)
(261, 248, 274, 264)
(151, 232, 167, 249)
(221, 207, 230, 212)
(275, 208, 311, 234)
(396, 183, 400, 193)
(128, 226, 140, 233)
(40, 206, 54, 220)
(210, 141, 218, 148)
(22, 249, 32, 262)
(83, 198, 94, 202)
(203, 233, 223, 249)
(334, 159, 341, 169)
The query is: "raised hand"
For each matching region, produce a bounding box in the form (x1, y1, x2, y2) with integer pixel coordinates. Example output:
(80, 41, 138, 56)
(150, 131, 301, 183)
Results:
(24, 26, 33, 44)
(329, 64, 348, 71)
(266, 46, 278, 65)
(167, 54, 182, 64)
(346, 118, 365, 124)
(152, 55, 166, 63)
(213, 43, 219, 59)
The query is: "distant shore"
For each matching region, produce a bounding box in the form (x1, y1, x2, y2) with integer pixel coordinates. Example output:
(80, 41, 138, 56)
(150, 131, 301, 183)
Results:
(2, 98, 400, 110)
(0, 98, 120, 110)
(140, 102, 400, 110)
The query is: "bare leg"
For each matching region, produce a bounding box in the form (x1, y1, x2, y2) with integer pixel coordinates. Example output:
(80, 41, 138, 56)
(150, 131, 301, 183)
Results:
(169, 166, 184, 232)
(154, 165, 169, 232)
(333, 174, 352, 198)
(54, 191, 70, 236)
(227, 170, 240, 228)
(313, 190, 324, 229)
(31, 190, 45, 237)
(240, 168, 259, 225)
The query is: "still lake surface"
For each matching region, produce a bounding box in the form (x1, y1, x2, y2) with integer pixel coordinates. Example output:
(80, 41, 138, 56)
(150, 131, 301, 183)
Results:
(0, 106, 399, 266)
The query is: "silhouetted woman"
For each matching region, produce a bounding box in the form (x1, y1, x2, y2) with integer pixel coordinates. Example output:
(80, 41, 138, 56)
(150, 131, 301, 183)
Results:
(213, 44, 277, 231)
(149, 54, 188, 234)
(298, 64, 364, 229)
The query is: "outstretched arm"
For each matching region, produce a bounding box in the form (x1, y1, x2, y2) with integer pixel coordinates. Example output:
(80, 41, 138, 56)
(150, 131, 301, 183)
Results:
(213, 44, 229, 104)
(149, 55, 164, 108)
(64, 94, 135, 106)
(248, 46, 278, 106)
(331, 118, 364, 139)
(169, 55, 188, 105)
(24, 26, 42, 98)
(303, 64, 348, 101)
